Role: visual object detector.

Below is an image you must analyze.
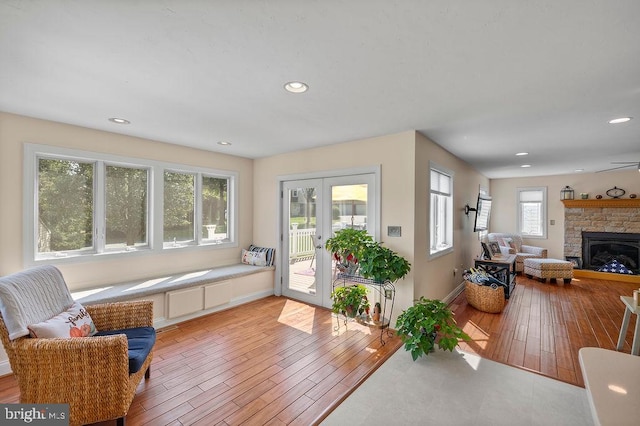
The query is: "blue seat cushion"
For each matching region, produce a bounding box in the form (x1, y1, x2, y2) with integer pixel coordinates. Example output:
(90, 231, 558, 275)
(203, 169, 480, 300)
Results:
(95, 326, 156, 374)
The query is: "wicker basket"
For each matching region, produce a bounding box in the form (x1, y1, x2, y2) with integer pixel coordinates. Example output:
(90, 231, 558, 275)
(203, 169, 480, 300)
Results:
(464, 280, 505, 313)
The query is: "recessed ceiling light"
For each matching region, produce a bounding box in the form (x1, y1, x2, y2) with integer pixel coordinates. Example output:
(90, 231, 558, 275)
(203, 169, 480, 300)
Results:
(520, 164, 531, 168)
(574, 168, 584, 172)
(284, 81, 309, 93)
(515, 152, 529, 156)
(608, 117, 632, 124)
(108, 117, 130, 124)
(217, 141, 231, 146)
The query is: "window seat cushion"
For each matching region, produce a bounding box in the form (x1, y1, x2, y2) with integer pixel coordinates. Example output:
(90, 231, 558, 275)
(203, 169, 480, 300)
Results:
(95, 326, 156, 374)
(72, 263, 274, 306)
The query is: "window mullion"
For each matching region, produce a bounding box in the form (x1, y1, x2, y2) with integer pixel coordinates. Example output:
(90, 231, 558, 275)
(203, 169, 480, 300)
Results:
(195, 173, 203, 245)
(95, 161, 106, 253)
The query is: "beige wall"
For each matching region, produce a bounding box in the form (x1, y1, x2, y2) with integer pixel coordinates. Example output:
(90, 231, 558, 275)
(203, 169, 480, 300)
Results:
(12, 110, 628, 360)
(413, 132, 490, 301)
(254, 130, 489, 317)
(490, 170, 640, 259)
(0, 112, 254, 289)
(253, 131, 417, 249)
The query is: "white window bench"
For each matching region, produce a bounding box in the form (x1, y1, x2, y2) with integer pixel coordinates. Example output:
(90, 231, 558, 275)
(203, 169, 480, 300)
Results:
(71, 264, 275, 329)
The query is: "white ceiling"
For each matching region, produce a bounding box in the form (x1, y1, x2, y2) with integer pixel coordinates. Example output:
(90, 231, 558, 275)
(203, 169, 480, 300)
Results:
(1, 1, 639, 178)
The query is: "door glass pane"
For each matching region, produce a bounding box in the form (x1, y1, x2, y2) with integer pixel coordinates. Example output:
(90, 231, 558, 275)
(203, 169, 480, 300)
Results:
(331, 184, 368, 231)
(38, 158, 94, 254)
(331, 184, 369, 277)
(163, 171, 195, 246)
(287, 186, 317, 295)
(105, 166, 148, 250)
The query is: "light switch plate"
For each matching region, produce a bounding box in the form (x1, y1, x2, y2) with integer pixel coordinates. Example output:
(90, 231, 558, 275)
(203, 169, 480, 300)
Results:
(388, 226, 401, 237)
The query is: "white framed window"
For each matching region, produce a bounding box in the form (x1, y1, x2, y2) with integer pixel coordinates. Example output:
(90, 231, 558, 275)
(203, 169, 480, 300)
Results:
(105, 164, 150, 251)
(517, 187, 547, 238)
(429, 164, 454, 258)
(163, 171, 231, 248)
(24, 144, 237, 264)
(477, 185, 489, 240)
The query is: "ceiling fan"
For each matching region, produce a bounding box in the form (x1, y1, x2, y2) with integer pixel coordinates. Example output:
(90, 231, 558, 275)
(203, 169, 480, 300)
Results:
(596, 161, 640, 173)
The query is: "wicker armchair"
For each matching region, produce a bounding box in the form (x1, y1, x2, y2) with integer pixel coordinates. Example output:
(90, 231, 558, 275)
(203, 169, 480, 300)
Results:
(487, 232, 548, 273)
(0, 266, 155, 426)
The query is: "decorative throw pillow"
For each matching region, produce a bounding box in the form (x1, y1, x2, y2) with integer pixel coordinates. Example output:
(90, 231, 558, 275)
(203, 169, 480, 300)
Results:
(242, 249, 268, 266)
(503, 237, 517, 251)
(248, 245, 275, 266)
(497, 237, 516, 254)
(28, 301, 98, 338)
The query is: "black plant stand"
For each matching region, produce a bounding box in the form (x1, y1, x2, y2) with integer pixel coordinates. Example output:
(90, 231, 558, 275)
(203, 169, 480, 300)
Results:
(332, 273, 395, 345)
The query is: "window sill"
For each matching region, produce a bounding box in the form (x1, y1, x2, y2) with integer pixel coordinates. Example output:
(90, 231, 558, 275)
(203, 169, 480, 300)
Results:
(31, 241, 237, 266)
(429, 246, 453, 260)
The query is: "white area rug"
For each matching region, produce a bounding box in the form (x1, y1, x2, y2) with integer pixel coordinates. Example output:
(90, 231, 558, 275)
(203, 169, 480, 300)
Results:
(321, 346, 594, 426)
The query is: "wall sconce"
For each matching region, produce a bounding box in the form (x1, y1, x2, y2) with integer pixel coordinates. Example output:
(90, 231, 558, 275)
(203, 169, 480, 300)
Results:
(464, 204, 477, 216)
(561, 185, 574, 200)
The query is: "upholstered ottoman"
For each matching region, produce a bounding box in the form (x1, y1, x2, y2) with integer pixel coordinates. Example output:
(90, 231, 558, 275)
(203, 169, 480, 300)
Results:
(524, 258, 573, 283)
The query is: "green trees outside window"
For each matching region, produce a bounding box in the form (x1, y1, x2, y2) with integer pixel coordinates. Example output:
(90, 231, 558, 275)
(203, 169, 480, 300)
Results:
(163, 171, 195, 244)
(34, 151, 233, 258)
(106, 166, 148, 248)
(202, 175, 228, 239)
(38, 158, 94, 252)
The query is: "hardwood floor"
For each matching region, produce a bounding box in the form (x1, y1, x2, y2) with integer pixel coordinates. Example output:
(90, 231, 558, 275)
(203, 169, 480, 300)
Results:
(0, 274, 637, 424)
(0, 296, 402, 425)
(452, 273, 639, 387)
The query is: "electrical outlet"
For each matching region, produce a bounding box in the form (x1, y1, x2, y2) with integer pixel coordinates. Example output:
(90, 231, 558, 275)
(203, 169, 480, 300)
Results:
(385, 289, 393, 299)
(453, 268, 458, 276)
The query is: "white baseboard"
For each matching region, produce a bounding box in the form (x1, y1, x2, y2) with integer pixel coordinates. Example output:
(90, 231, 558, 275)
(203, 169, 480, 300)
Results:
(443, 280, 466, 305)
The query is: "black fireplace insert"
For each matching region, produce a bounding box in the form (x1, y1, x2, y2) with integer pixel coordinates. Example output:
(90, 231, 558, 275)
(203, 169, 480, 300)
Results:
(582, 231, 640, 274)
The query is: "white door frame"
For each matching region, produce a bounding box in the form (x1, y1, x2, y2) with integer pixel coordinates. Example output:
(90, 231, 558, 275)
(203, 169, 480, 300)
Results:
(276, 165, 381, 307)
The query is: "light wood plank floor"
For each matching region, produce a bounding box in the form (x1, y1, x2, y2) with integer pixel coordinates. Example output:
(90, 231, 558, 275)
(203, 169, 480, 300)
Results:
(0, 274, 637, 424)
(0, 296, 402, 425)
(452, 273, 639, 387)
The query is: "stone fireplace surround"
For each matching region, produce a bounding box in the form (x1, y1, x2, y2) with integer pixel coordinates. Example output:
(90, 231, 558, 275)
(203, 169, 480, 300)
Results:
(563, 199, 640, 273)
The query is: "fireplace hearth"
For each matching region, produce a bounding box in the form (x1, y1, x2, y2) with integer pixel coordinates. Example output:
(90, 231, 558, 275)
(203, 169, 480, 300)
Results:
(582, 232, 640, 274)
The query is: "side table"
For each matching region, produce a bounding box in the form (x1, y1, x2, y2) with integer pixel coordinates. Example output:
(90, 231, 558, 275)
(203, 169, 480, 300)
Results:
(579, 347, 640, 425)
(473, 254, 517, 298)
(616, 295, 640, 356)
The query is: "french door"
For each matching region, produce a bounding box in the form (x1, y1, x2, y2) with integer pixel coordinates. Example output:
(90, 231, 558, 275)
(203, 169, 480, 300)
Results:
(281, 173, 377, 308)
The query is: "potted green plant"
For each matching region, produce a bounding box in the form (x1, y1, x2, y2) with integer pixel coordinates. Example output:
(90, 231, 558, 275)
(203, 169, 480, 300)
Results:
(358, 241, 411, 283)
(325, 228, 373, 275)
(330, 284, 370, 318)
(395, 297, 470, 361)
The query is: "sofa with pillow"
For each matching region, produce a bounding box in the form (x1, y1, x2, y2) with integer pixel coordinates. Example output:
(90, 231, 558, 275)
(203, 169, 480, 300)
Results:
(487, 232, 548, 273)
(0, 265, 155, 426)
